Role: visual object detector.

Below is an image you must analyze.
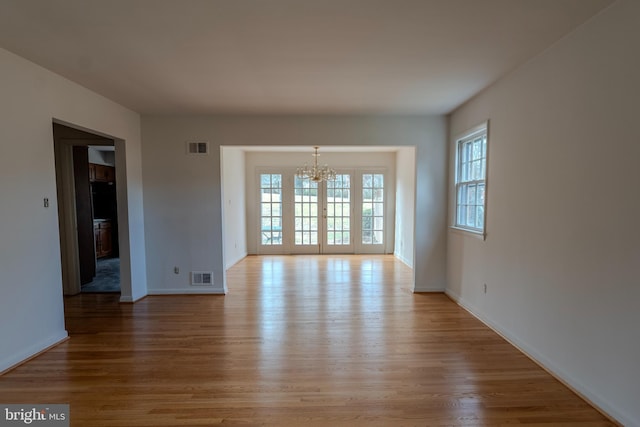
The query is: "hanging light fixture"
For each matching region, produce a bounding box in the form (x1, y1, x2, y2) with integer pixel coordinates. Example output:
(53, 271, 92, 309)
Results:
(296, 146, 336, 182)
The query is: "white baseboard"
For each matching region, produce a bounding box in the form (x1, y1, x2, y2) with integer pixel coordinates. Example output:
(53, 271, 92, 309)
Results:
(413, 287, 445, 293)
(147, 288, 226, 295)
(0, 331, 68, 375)
(225, 253, 247, 270)
(119, 293, 147, 303)
(444, 289, 625, 426)
(393, 252, 413, 268)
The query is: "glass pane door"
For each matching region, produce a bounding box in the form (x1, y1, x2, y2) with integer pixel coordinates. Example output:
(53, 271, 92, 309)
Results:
(361, 173, 385, 251)
(293, 176, 320, 254)
(323, 173, 353, 253)
(259, 174, 283, 247)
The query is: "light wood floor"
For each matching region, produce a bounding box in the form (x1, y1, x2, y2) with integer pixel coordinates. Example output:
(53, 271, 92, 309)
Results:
(0, 255, 614, 426)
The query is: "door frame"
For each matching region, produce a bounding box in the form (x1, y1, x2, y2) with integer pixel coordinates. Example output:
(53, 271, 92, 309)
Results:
(53, 125, 121, 296)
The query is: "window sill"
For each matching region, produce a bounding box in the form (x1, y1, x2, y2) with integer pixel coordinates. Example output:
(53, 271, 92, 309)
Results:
(449, 225, 486, 241)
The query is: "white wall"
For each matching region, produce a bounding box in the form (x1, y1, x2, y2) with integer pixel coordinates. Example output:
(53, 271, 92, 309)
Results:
(141, 115, 447, 294)
(221, 147, 247, 272)
(394, 147, 416, 267)
(447, 1, 640, 425)
(0, 47, 147, 372)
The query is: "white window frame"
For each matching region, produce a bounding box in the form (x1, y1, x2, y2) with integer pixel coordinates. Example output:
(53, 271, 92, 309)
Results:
(452, 122, 488, 239)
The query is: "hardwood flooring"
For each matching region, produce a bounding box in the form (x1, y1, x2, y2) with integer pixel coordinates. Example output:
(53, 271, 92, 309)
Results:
(0, 255, 614, 426)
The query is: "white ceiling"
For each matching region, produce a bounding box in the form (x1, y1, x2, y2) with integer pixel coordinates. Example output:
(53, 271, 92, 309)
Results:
(0, 0, 613, 115)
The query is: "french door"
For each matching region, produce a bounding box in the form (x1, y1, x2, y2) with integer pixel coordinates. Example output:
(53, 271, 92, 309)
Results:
(258, 170, 385, 254)
(291, 173, 354, 254)
(322, 173, 354, 253)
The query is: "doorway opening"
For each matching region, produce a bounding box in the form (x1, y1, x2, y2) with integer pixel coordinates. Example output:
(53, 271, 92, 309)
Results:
(53, 123, 120, 295)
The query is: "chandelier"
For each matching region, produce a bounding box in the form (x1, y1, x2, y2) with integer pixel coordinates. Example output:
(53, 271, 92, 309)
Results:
(296, 146, 336, 182)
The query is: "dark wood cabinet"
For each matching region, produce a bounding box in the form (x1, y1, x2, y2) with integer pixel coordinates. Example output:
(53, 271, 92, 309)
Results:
(89, 163, 115, 183)
(94, 220, 112, 258)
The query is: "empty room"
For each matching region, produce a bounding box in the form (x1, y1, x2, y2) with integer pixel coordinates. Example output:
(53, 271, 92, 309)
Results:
(0, 1, 638, 426)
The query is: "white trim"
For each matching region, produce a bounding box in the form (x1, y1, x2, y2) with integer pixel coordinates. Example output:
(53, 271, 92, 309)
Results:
(224, 252, 248, 270)
(0, 331, 68, 374)
(119, 294, 146, 303)
(413, 285, 445, 292)
(147, 288, 226, 295)
(453, 121, 489, 142)
(393, 252, 413, 269)
(445, 289, 624, 427)
(449, 225, 486, 240)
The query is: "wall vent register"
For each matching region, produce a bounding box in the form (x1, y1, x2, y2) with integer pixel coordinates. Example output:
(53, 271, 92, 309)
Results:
(191, 271, 213, 286)
(187, 141, 209, 154)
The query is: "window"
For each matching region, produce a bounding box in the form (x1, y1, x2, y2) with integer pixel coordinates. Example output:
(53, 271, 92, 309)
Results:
(455, 124, 488, 234)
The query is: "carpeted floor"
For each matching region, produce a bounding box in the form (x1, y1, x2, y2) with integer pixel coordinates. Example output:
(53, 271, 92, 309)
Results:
(81, 257, 120, 293)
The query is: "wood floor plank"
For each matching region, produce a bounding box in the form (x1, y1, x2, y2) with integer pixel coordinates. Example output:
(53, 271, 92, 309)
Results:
(0, 255, 615, 426)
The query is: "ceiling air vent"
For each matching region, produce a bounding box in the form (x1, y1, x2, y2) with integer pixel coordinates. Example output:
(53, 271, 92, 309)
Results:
(191, 271, 213, 286)
(187, 141, 209, 155)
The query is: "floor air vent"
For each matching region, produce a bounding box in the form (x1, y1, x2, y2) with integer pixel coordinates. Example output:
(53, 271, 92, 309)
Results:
(191, 271, 213, 286)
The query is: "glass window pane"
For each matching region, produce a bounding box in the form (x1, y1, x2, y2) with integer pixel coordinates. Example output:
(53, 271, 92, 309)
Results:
(467, 185, 476, 205)
(473, 139, 481, 160)
(362, 202, 372, 215)
(467, 205, 476, 226)
(362, 217, 371, 230)
(476, 206, 484, 229)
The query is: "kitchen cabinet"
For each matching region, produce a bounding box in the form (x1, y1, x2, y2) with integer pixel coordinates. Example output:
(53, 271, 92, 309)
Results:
(94, 220, 112, 258)
(89, 163, 115, 183)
